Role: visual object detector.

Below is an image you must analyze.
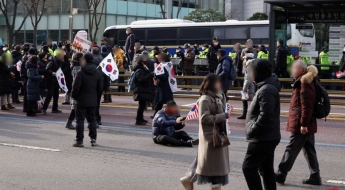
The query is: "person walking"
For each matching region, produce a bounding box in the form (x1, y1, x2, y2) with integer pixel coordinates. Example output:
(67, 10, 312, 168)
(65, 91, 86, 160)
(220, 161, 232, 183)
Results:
(26, 56, 44, 117)
(72, 53, 102, 147)
(42, 49, 64, 114)
(233, 43, 243, 87)
(276, 61, 321, 185)
(133, 55, 154, 125)
(242, 59, 281, 190)
(215, 49, 232, 95)
(181, 73, 230, 190)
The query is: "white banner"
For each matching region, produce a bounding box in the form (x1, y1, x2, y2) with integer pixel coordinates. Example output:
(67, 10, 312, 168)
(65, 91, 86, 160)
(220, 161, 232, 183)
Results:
(56, 68, 68, 93)
(100, 53, 119, 81)
(72, 30, 91, 52)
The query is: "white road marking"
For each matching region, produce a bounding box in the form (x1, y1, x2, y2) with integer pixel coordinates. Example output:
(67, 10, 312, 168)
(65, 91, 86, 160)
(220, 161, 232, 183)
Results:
(327, 180, 345, 185)
(182, 103, 195, 107)
(0, 143, 61, 152)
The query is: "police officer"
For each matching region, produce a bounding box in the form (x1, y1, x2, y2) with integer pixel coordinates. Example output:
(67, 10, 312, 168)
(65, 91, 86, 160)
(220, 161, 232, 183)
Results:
(257, 45, 269, 59)
(319, 47, 332, 79)
(182, 44, 195, 90)
(198, 44, 209, 58)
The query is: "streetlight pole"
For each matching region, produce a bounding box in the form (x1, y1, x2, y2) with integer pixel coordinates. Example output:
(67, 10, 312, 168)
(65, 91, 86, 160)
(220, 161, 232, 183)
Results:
(69, 0, 73, 42)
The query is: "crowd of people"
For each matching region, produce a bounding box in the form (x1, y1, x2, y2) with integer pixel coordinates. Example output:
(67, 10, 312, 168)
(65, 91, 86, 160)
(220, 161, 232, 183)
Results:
(0, 26, 333, 190)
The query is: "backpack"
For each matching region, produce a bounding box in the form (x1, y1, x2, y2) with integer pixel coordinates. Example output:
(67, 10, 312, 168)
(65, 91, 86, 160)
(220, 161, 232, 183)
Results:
(313, 82, 330, 120)
(128, 71, 136, 92)
(228, 58, 236, 80)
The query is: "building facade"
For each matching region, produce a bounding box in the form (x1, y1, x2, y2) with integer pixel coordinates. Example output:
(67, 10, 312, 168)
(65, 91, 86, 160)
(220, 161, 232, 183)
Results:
(225, 0, 269, 21)
(0, 0, 225, 46)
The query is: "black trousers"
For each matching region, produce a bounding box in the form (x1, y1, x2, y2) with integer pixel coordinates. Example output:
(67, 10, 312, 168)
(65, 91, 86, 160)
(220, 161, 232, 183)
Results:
(95, 92, 102, 122)
(43, 86, 59, 111)
(68, 109, 75, 121)
(23, 84, 28, 110)
(275, 67, 290, 88)
(277, 133, 320, 178)
(12, 88, 19, 101)
(153, 103, 164, 117)
(27, 101, 36, 114)
(243, 140, 280, 190)
(118, 71, 125, 92)
(75, 105, 97, 142)
(136, 100, 146, 121)
(153, 131, 193, 146)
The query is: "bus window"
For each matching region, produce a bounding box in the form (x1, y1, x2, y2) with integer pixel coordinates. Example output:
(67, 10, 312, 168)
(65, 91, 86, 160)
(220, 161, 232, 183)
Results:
(225, 27, 247, 39)
(299, 28, 314, 38)
(180, 27, 211, 40)
(148, 28, 177, 40)
(287, 24, 292, 40)
(214, 28, 225, 39)
(250, 26, 269, 39)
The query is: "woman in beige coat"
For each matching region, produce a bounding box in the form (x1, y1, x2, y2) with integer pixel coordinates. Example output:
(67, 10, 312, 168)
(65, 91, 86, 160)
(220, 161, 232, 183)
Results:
(181, 74, 230, 190)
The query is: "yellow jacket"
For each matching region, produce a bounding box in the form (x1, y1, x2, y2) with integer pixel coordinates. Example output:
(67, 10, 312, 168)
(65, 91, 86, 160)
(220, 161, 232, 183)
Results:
(114, 49, 125, 70)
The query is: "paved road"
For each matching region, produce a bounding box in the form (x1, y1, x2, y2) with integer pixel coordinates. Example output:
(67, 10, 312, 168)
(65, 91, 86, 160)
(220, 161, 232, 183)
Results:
(0, 96, 344, 190)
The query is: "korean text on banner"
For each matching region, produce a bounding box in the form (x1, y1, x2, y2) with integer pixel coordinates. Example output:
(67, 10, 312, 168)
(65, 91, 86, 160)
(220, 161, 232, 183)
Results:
(100, 53, 119, 81)
(72, 31, 91, 52)
(56, 68, 68, 93)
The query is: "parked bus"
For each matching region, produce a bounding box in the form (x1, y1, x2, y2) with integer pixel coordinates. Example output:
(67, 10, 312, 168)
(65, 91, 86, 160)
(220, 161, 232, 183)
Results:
(103, 19, 315, 57)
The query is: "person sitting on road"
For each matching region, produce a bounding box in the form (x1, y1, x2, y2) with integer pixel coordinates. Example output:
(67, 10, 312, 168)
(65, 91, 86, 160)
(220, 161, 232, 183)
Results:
(152, 100, 198, 147)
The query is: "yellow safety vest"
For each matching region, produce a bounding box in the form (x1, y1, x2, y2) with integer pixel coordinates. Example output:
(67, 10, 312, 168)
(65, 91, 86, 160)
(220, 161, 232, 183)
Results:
(198, 48, 208, 58)
(257, 51, 269, 59)
(229, 51, 236, 59)
(319, 51, 331, 70)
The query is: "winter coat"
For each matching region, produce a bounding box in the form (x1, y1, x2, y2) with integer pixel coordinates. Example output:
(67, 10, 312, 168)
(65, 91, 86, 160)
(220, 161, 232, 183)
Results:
(11, 50, 22, 89)
(242, 60, 255, 100)
(207, 43, 221, 70)
(246, 72, 281, 142)
(156, 67, 173, 104)
(132, 50, 143, 68)
(101, 52, 109, 58)
(0, 61, 12, 95)
(71, 61, 81, 108)
(287, 65, 318, 134)
(93, 54, 103, 66)
(71, 63, 102, 107)
(61, 56, 73, 91)
(275, 46, 288, 69)
(241, 47, 257, 59)
(124, 32, 136, 52)
(183, 50, 195, 70)
(45, 56, 62, 88)
(133, 63, 154, 102)
(114, 49, 126, 70)
(234, 50, 243, 74)
(216, 55, 232, 92)
(26, 62, 42, 101)
(196, 91, 229, 176)
(38, 59, 47, 89)
(152, 109, 185, 137)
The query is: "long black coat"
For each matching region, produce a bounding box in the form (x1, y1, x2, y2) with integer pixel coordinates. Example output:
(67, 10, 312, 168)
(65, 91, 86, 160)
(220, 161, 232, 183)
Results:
(11, 50, 22, 89)
(38, 59, 47, 90)
(71, 63, 102, 107)
(61, 55, 73, 91)
(156, 67, 173, 104)
(26, 62, 42, 101)
(45, 56, 62, 89)
(0, 62, 12, 95)
(133, 64, 154, 102)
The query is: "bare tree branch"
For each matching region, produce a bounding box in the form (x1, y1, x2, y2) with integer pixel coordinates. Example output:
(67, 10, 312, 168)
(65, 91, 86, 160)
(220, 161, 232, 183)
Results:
(176, 0, 185, 18)
(157, 0, 166, 19)
(26, 0, 46, 45)
(85, 0, 106, 42)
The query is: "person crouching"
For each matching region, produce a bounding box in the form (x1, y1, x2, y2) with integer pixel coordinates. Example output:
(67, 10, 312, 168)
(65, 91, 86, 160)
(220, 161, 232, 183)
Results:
(72, 53, 102, 147)
(152, 100, 198, 147)
(26, 56, 44, 116)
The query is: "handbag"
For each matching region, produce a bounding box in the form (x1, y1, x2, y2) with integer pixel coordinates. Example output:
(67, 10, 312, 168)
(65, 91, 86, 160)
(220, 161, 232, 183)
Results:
(212, 120, 230, 148)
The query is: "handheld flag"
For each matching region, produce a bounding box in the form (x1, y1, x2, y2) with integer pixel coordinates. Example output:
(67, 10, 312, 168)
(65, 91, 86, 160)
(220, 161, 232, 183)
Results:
(154, 62, 178, 92)
(186, 99, 200, 120)
(56, 68, 68, 93)
(100, 53, 119, 81)
(225, 103, 233, 136)
(37, 96, 44, 110)
(16, 60, 22, 71)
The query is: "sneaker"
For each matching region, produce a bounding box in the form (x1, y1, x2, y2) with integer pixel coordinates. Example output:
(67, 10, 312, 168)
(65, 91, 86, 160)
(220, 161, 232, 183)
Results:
(97, 121, 102, 125)
(142, 119, 148, 123)
(135, 121, 147, 125)
(51, 109, 62, 113)
(91, 139, 97, 147)
(302, 178, 322, 185)
(275, 173, 286, 185)
(73, 141, 84, 147)
(184, 141, 193, 147)
(191, 139, 199, 146)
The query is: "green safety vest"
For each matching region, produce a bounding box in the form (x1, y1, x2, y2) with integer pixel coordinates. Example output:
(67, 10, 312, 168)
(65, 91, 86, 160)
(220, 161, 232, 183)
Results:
(319, 51, 331, 70)
(287, 55, 294, 72)
(149, 51, 154, 58)
(198, 48, 208, 58)
(228, 51, 236, 59)
(257, 51, 269, 59)
(335, 61, 340, 65)
(300, 56, 310, 64)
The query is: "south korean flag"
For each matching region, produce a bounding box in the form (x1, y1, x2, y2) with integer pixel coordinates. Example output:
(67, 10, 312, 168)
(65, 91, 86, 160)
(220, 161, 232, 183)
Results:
(100, 53, 119, 81)
(56, 68, 68, 93)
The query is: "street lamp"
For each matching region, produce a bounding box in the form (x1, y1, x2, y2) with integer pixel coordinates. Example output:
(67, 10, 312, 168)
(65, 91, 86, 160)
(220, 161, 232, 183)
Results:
(69, 0, 74, 43)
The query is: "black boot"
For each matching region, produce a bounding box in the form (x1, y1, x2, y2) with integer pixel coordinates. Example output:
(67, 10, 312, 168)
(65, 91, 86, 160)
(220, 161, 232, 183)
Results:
(237, 100, 248, 120)
(302, 174, 322, 185)
(101, 94, 108, 103)
(65, 119, 76, 130)
(107, 94, 112, 103)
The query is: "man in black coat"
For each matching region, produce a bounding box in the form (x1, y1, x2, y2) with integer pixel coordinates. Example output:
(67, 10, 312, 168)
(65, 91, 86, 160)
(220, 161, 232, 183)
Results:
(207, 37, 221, 73)
(275, 39, 289, 79)
(124, 27, 136, 63)
(42, 49, 64, 114)
(72, 54, 102, 147)
(242, 59, 281, 190)
(11, 45, 23, 103)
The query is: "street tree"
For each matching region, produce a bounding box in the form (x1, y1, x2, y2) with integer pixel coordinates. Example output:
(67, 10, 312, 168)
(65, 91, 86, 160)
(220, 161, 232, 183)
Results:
(247, 12, 269, 21)
(183, 9, 226, 22)
(157, 0, 166, 19)
(26, 0, 47, 46)
(175, 0, 185, 18)
(85, 0, 106, 42)
(0, 0, 32, 45)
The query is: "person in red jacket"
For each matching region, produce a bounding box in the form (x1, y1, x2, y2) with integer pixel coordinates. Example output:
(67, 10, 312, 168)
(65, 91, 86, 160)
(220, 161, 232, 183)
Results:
(276, 61, 321, 186)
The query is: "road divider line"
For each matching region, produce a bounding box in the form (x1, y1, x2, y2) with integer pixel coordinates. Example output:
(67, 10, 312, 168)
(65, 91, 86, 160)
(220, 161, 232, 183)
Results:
(327, 180, 345, 185)
(0, 116, 345, 148)
(0, 143, 61, 152)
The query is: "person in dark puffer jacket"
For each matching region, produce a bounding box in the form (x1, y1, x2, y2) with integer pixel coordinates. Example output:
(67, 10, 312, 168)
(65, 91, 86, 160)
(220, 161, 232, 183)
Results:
(152, 101, 197, 147)
(26, 56, 43, 116)
(0, 53, 15, 110)
(242, 59, 281, 190)
(37, 52, 48, 98)
(11, 45, 22, 103)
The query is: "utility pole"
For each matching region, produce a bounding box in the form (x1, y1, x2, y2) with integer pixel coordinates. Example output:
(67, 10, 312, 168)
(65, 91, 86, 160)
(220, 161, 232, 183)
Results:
(69, 0, 73, 42)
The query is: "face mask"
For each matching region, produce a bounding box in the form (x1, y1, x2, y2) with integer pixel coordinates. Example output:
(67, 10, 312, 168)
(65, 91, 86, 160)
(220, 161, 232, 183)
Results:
(176, 50, 180, 53)
(217, 56, 220, 59)
(2, 48, 7, 51)
(126, 31, 129, 34)
(214, 43, 218, 46)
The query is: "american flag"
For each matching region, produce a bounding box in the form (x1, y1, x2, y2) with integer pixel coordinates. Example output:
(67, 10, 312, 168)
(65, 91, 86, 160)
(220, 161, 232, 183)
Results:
(186, 99, 200, 120)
